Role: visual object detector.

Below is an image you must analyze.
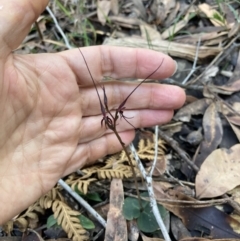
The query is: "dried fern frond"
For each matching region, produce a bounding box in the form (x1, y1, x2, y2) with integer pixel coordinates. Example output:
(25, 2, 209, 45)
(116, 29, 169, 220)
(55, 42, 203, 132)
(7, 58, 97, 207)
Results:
(97, 165, 132, 179)
(52, 200, 88, 241)
(38, 188, 63, 209)
(137, 138, 165, 159)
(80, 165, 100, 177)
(14, 202, 44, 231)
(70, 178, 97, 195)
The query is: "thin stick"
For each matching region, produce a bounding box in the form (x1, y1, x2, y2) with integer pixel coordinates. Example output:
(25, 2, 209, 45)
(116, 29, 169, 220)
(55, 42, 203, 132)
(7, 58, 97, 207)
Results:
(58, 179, 106, 227)
(129, 143, 171, 241)
(188, 33, 240, 85)
(46, 6, 73, 49)
(158, 128, 199, 172)
(181, 37, 201, 84)
(149, 125, 159, 177)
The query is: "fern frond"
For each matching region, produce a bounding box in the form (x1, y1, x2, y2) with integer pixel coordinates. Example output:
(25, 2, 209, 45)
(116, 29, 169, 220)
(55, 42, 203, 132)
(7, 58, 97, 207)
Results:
(38, 188, 63, 209)
(2, 220, 13, 234)
(13, 202, 44, 231)
(52, 200, 88, 241)
(15, 217, 28, 231)
(38, 194, 53, 209)
(70, 178, 97, 195)
(97, 166, 132, 179)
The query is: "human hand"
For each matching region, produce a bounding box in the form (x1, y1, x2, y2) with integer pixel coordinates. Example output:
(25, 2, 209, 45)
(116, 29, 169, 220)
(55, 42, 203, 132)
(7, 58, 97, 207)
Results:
(0, 1, 185, 224)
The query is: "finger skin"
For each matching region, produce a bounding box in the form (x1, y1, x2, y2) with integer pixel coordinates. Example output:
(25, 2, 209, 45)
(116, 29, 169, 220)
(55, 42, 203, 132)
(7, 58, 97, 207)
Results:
(63, 130, 135, 176)
(0, 1, 49, 55)
(80, 82, 185, 116)
(59, 46, 177, 84)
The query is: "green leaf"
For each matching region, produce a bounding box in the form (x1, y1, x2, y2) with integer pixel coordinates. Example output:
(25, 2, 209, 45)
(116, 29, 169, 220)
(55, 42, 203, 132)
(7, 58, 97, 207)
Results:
(46, 214, 57, 228)
(78, 215, 95, 230)
(137, 203, 168, 233)
(86, 192, 102, 202)
(123, 197, 141, 220)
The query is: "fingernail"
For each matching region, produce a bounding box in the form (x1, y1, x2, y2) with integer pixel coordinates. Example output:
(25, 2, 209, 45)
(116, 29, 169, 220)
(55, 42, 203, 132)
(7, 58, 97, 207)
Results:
(171, 60, 178, 76)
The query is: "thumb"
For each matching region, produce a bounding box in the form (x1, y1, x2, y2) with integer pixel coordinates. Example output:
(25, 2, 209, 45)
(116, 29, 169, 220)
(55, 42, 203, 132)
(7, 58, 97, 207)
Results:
(0, 0, 49, 56)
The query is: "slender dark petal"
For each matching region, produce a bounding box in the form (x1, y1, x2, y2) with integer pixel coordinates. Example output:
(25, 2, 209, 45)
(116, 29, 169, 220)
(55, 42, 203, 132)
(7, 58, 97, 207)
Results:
(78, 48, 106, 116)
(118, 59, 164, 110)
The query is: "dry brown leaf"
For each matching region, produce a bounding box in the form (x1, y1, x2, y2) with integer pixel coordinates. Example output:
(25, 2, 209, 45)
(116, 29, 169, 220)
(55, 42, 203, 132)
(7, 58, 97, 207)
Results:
(164, 0, 180, 27)
(141, 233, 164, 241)
(132, 0, 147, 21)
(174, 99, 212, 122)
(176, 30, 228, 45)
(180, 238, 239, 241)
(103, 37, 222, 61)
(196, 144, 240, 199)
(147, 155, 166, 176)
(97, 0, 111, 25)
(198, 3, 227, 27)
(140, 24, 162, 41)
(228, 187, 240, 205)
(127, 220, 139, 241)
(163, 190, 240, 239)
(194, 103, 223, 168)
(171, 215, 191, 240)
(110, 0, 118, 15)
(215, 79, 240, 93)
(225, 116, 240, 142)
(105, 178, 127, 241)
(161, 6, 195, 39)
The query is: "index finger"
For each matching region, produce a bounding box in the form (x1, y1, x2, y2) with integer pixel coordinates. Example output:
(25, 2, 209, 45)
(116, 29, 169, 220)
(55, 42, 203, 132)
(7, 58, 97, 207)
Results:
(59, 46, 177, 85)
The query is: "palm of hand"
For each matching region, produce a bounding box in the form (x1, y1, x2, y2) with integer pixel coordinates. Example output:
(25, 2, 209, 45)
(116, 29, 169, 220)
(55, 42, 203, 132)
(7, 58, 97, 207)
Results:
(0, 53, 83, 212)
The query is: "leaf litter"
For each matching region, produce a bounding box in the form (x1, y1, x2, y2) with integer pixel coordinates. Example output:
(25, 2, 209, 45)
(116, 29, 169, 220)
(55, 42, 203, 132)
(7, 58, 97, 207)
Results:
(5, 0, 240, 240)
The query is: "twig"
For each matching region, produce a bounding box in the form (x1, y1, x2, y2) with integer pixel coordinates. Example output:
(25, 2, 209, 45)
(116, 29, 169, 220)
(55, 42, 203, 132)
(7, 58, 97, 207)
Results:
(46, 6, 73, 49)
(125, 192, 230, 207)
(188, 33, 240, 85)
(149, 125, 159, 177)
(58, 179, 106, 228)
(129, 143, 171, 241)
(161, 78, 203, 90)
(27, 228, 45, 241)
(181, 37, 201, 84)
(34, 21, 45, 45)
(158, 128, 199, 172)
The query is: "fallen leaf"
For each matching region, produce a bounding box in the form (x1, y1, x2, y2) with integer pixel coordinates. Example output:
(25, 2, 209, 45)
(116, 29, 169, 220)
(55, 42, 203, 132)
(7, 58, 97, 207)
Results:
(105, 178, 127, 241)
(110, 0, 118, 15)
(97, 0, 111, 25)
(171, 215, 191, 240)
(225, 115, 240, 142)
(215, 79, 240, 93)
(199, 3, 227, 27)
(141, 233, 164, 241)
(196, 144, 240, 198)
(140, 24, 162, 41)
(127, 220, 139, 241)
(180, 238, 239, 241)
(165, 190, 240, 239)
(174, 99, 212, 122)
(194, 103, 223, 168)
